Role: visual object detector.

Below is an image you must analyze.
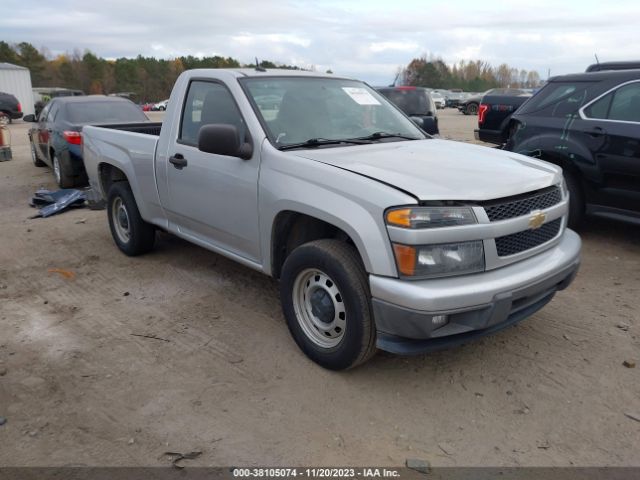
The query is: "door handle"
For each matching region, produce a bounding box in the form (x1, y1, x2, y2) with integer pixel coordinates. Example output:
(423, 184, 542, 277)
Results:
(588, 126, 606, 137)
(169, 154, 188, 169)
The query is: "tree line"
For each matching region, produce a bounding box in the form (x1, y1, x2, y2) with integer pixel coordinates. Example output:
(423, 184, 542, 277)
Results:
(1, 41, 542, 102)
(400, 55, 542, 91)
(0, 41, 303, 102)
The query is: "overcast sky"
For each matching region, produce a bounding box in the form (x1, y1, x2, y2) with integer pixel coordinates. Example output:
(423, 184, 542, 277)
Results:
(2, 0, 639, 85)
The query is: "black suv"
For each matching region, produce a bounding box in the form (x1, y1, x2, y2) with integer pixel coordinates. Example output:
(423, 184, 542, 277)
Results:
(0, 91, 23, 123)
(505, 69, 640, 228)
(376, 86, 439, 135)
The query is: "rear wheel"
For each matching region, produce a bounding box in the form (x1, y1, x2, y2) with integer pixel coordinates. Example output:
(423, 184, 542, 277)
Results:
(280, 239, 376, 370)
(107, 182, 156, 256)
(53, 153, 75, 188)
(564, 171, 584, 229)
(31, 141, 46, 167)
(466, 103, 479, 115)
(0, 113, 9, 126)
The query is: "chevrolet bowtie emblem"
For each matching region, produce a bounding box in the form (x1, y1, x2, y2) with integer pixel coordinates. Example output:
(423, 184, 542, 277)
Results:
(529, 210, 546, 229)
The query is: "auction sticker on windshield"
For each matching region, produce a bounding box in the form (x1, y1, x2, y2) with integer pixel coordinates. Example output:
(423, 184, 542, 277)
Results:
(342, 87, 381, 105)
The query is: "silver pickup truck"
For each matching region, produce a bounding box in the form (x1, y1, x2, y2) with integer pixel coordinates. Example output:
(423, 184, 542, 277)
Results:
(83, 69, 581, 370)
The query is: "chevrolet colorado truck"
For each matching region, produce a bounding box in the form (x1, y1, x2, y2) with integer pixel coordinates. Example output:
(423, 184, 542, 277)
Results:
(82, 69, 581, 370)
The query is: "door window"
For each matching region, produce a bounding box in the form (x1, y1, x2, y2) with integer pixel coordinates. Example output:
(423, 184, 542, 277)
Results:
(48, 102, 60, 122)
(179, 81, 246, 146)
(608, 82, 640, 122)
(38, 103, 51, 122)
(584, 81, 640, 123)
(583, 93, 612, 119)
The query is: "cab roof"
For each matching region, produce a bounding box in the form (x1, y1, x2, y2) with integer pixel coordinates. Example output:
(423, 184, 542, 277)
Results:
(188, 68, 353, 80)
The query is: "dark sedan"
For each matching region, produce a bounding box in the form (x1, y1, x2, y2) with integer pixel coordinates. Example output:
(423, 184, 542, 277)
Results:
(0, 91, 23, 124)
(24, 96, 149, 187)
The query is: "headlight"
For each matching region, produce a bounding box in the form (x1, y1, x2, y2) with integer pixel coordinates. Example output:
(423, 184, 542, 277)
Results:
(560, 178, 568, 199)
(393, 241, 485, 278)
(386, 206, 476, 229)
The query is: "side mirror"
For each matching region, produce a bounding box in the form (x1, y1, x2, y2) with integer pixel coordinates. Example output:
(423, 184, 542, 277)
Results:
(198, 124, 252, 160)
(23, 114, 36, 122)
(409, 116, 425, 128)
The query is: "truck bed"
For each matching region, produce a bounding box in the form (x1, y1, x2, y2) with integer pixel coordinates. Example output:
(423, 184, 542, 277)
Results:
(92, 122, 162, 136)
(475, 94, 530, 145)
(82, 123, 164, 225)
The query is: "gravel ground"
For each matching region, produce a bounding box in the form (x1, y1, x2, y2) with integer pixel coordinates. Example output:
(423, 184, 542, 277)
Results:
(0, 109, 638, 467)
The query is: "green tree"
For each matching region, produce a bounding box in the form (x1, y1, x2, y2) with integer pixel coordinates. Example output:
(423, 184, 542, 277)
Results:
(0, 41, 19, 64)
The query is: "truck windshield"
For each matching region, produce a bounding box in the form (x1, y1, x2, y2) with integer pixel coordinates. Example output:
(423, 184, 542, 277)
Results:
(241, 77, 425, 148)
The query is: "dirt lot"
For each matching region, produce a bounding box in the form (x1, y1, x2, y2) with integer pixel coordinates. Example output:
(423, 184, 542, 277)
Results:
(0, 109, 638, 467)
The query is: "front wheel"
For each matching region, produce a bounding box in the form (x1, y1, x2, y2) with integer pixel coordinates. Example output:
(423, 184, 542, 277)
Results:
(466, 103, 479, 115)
(280, 239, 377, 370)
(564, 171, 584, 229)
(107, 182, 155, 256)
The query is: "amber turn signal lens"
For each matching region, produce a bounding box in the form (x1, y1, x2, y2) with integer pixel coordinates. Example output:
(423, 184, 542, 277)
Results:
(392, 244, 416, 276)
(386, 208, 412, 227)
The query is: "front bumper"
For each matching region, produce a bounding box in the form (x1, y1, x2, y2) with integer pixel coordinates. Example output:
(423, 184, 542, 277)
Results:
(370, 229, 581, 355)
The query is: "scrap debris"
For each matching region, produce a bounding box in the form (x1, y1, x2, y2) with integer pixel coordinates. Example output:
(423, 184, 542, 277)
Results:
(47, 268, 76, 280)
(130, 333, 170, 343)
(163, 451, 202, 469)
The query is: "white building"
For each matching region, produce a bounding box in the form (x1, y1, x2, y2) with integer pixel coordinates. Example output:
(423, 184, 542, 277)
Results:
(0, 63, 35, 116)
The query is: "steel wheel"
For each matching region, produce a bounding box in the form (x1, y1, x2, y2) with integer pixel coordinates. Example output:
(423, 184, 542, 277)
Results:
(111, 197, 131, 244)
(292, 268, 346, 348)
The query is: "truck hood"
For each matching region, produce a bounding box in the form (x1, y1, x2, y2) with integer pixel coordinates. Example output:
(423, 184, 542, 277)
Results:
(293, 139, 561, 201)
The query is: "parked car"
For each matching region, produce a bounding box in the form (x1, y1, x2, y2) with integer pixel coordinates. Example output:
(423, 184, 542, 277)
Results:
(445, 91, 465, 108)
(82, 69, 580, 370)
(430, 91, 446, 109)
(376, 86, 439, 135)
(24, 95, 150, 188)
(0, 91, 23, 124)
(33, 88, 85, 117)
(474, 90, 532, 144)
(152, 99, 169, 111)
(504, 68, 640, 228)
(459, 88, 526, 115)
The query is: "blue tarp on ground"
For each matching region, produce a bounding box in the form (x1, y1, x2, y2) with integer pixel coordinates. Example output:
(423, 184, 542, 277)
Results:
(30, 189, 87, 218)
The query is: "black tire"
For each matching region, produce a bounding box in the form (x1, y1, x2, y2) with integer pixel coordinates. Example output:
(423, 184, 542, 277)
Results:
(30, 140, 46, 167)
(107, 182, 155, 256)
(280, 239, 376, 370)
(52, 153, 76, 188)
(466, 103, 479, 115)
(564, 170, 584, 229)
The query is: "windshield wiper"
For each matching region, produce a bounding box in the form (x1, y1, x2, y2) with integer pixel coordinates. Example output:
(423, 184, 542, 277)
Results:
(278, 137, 371, 151)
(350, 131, 421, 142)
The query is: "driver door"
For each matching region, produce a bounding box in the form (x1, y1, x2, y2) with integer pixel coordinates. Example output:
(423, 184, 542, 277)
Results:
(164, 80, 261, 263)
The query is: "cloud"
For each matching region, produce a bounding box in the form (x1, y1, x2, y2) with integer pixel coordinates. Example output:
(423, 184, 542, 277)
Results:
(1, 0, 639, 85)
(369, 41, 420, 53)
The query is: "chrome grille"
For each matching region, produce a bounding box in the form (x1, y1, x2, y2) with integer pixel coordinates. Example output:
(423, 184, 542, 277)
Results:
(495, 219, 562, 257)
(484, 187, 562, 222)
